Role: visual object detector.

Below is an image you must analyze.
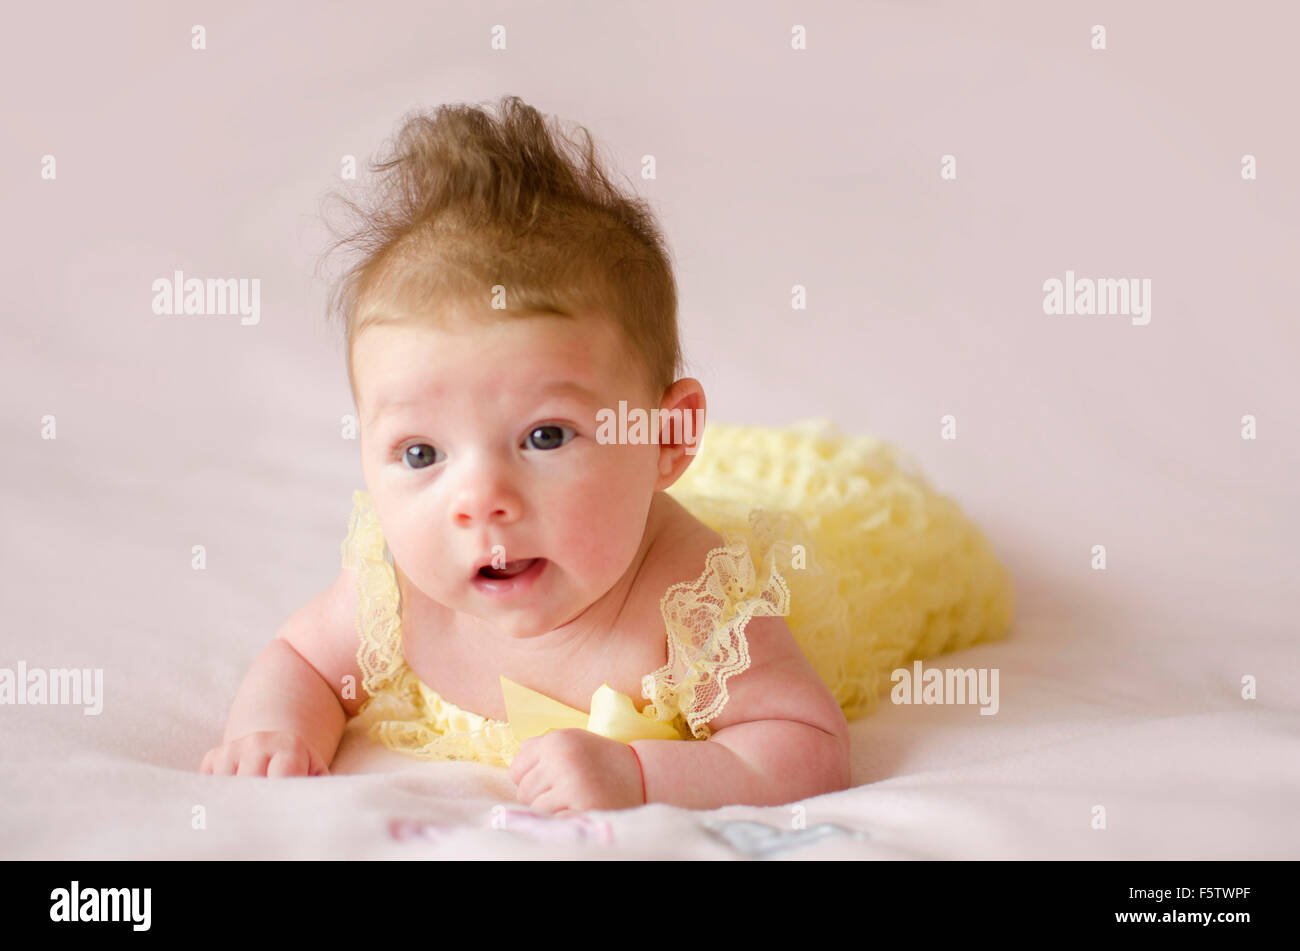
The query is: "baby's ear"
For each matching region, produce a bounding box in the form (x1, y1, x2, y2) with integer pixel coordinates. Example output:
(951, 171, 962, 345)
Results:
(653, 379, 706, 489)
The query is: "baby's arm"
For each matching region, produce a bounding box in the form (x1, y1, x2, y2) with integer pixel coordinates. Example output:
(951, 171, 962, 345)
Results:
(629, 615, 851, 809)
(200, 563, 367, 777)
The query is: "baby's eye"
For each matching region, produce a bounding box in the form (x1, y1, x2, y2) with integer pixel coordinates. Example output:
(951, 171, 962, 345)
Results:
(401, 444, 443, 470)
(524, 425, 575, 451)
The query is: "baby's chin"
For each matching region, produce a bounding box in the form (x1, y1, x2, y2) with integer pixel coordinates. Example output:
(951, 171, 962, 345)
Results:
(456, 599, 601, 643)
(455, 577, 621, 640)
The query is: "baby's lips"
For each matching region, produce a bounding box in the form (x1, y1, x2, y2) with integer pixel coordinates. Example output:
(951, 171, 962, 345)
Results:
(475, 551, 515, 572)
(474, 555, 541, 576)
(471, 554, 498, 576)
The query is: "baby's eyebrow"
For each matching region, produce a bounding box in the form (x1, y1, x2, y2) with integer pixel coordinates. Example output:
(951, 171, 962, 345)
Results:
(364, 380, 603, 428)
(363, 395, 420, 428)
(531, 380, 603, 403)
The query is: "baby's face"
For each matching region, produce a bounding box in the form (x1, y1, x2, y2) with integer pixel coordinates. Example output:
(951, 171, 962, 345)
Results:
(353, 308, 666, 640)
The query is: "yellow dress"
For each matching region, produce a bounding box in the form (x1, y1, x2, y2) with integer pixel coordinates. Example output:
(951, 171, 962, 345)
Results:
(342, 418, 1015, 769)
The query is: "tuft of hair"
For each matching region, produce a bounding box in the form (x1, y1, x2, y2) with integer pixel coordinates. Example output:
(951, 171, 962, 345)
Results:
(318, 95, 682, 401)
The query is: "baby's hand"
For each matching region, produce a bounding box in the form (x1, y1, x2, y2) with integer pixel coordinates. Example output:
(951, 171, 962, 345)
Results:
(509, 729, 644, 814)
(199, 731, 331, 778)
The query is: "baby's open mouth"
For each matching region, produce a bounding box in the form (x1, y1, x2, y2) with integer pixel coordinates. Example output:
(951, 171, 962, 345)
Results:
(478, 558, 542, 580)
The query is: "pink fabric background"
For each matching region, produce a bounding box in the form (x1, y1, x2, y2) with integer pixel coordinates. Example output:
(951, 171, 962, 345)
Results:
(1, 1, 1296, 859)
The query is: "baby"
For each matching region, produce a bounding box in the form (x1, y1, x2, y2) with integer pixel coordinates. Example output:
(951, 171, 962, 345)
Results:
(199, 96, 852, 812)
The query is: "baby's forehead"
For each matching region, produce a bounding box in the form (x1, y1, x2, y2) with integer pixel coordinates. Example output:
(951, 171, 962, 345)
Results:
(354, 312, 638, 394)
(366, 375, 605, 411)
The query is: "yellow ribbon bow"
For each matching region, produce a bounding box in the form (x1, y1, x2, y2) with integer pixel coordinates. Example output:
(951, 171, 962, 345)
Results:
(499, 674, 686, 744)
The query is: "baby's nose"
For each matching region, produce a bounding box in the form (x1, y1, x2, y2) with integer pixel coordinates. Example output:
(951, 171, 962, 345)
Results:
(454, 501, 514, 526)
(451, 478, 521, 526)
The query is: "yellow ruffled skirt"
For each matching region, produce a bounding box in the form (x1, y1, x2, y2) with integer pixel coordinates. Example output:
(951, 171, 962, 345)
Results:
(665, 419, 1015, 722)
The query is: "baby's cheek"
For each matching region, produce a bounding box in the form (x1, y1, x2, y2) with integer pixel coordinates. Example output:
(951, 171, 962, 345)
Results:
(388, 533, 444, 592)
(559, 498, 643, 577)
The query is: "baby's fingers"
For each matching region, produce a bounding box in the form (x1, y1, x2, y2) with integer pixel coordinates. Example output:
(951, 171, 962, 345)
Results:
(266, 748, 311, 778)
(306, 747, 331, 777)
(527, 788, 574, 816)
(514, 768, 554, 808)
(203, 748, 239, 776)
(236, 751, 272, 777)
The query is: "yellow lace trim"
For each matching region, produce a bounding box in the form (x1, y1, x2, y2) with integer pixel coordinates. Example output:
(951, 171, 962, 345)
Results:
(341, 490, 404, 699)
(356, 670, 519, 766)
(641, 508, 796, 740)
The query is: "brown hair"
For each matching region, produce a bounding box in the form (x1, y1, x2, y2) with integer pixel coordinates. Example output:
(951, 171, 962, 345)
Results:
(320, 95, 682, 403)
